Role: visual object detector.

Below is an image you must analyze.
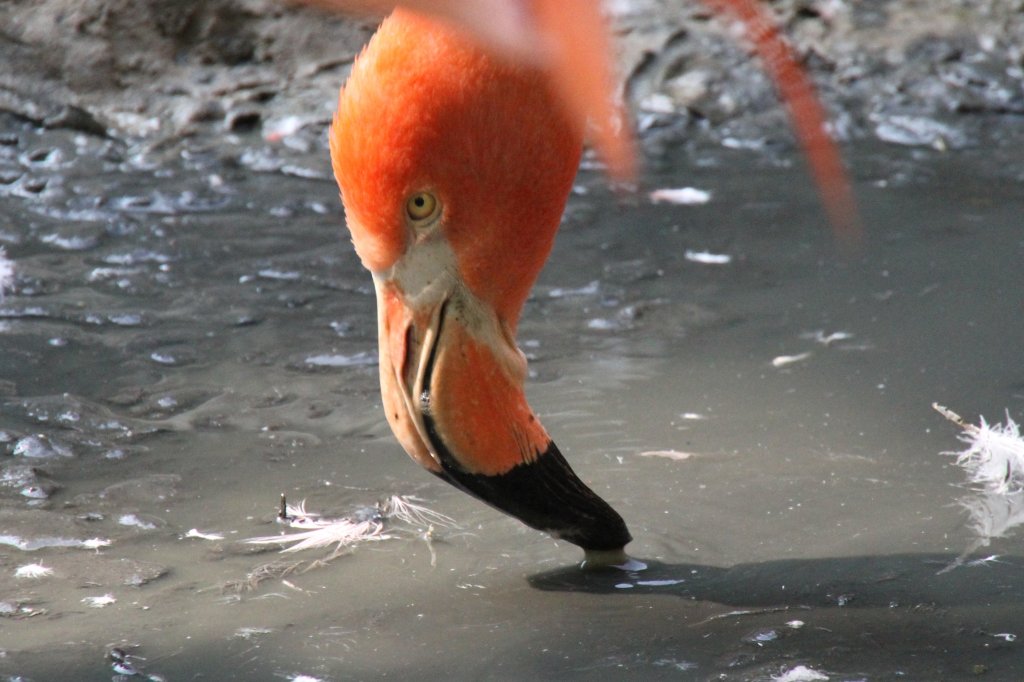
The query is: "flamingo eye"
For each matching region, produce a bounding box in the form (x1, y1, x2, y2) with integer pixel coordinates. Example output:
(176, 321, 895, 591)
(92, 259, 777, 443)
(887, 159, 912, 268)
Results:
(406, 192, 439, 224)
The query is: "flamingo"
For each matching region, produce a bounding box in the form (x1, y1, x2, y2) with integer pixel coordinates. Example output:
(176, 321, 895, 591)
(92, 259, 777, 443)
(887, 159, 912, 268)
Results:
(331, 9, 631, 563)
(326, 2, 857, 564)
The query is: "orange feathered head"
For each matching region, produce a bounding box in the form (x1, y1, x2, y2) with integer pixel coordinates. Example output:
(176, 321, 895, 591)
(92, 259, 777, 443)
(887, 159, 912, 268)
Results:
(330, 9, 584, 324)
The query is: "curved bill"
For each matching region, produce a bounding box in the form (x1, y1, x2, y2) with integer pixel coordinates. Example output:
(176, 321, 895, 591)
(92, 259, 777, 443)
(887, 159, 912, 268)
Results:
(375, 275, 632, 554)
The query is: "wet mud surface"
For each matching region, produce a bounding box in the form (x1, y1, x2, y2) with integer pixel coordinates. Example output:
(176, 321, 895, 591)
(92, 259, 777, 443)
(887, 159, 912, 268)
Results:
(1, 1, 1024, 680)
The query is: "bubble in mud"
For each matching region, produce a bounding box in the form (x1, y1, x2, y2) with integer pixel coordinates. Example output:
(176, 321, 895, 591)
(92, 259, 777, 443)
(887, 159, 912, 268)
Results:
(587, 318, 623, 331)
(103, 249, 172, 266)
(743, 628, 780, 644)
(112, 660, 138, 675)
(145, 342, 198, 366)
(873, 114, 968, 149)
(0, 168, 22, 184)
(117, 513, 159, 530)
(21, 147, 63, 168)
(16, 175, 48, 195)
(20, 484, 52, 500)
(1, 463, 37, 488)
(39, 229, 103, 251)
(108, 313, 144, 326)
(12, 434, 73, 459)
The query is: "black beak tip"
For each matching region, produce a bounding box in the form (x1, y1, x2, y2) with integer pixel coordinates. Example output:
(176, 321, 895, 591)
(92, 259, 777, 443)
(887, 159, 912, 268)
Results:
(433, 438, 632, 554)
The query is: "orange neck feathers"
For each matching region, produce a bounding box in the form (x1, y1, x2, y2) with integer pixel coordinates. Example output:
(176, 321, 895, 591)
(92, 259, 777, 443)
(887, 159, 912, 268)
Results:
(330, 9, 583, 329)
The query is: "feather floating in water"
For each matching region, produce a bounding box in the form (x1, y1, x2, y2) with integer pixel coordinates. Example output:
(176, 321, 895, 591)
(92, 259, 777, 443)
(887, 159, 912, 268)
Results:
(934, 403, 1024, 494)
(934, 403, 1024, 573)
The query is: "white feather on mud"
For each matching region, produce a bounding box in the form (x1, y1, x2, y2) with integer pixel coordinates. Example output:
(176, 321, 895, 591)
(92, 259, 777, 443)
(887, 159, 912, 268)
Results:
(245, 495, 455, 553)
(14, 563, 54, 578)
(247, 518, 387, 553)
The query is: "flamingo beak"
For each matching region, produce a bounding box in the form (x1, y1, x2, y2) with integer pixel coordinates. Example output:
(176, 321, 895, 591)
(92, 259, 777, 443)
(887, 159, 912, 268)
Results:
(372, 271, 450, 476)
(371, 247, 631, 555)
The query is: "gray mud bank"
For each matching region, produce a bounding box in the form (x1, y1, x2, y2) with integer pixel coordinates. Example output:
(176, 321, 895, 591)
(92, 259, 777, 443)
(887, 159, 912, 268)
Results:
(1, 0, 1021, 155)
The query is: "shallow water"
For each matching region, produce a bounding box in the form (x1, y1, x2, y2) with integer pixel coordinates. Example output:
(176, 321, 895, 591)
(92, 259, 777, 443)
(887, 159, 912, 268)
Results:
(1, 112, 1023, 680)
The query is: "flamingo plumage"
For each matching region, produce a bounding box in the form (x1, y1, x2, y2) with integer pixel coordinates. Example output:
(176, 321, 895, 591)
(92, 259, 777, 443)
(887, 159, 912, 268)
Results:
(326, 1, 857, 561)
(331, 10, 631, 560)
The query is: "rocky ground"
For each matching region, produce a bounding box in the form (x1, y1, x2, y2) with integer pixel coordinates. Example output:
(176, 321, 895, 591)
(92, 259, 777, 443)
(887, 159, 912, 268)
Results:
(0, 0, 1021, 159)
(0, 0, 373, 144)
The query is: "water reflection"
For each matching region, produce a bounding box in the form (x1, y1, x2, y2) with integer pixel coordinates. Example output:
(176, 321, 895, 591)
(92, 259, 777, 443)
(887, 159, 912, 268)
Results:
(529, 552, 1024, 610)
(948, 491, 1024, 573)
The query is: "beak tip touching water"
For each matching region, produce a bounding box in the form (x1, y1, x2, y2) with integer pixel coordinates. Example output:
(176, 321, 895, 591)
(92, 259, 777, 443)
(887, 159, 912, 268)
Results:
(425, 434, 633, 554)
(327, 0, 859, 559)
(394, 285, 633, 556)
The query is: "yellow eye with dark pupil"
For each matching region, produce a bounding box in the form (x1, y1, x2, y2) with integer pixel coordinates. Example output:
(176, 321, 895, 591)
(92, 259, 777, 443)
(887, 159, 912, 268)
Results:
(406, 192, 438, 222)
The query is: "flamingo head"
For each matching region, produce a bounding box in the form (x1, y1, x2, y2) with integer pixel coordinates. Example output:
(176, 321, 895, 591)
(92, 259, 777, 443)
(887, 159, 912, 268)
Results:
(330, 9, 631, 556)
(331, 9, 582, 326)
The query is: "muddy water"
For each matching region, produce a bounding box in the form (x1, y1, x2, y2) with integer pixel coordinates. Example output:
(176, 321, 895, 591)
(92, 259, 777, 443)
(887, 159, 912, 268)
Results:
(1, 113, 1023, 680)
